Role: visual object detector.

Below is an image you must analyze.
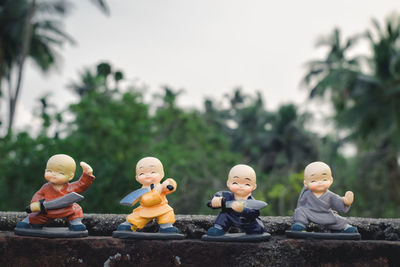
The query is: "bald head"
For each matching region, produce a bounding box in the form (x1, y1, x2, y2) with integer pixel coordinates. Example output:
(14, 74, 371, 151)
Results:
(228, 164, 256, 184)
(136, 157, 164, 176)
(304, 161, 332, 180)
(46, 154, 76, 178)
(227, 164, 257, 197)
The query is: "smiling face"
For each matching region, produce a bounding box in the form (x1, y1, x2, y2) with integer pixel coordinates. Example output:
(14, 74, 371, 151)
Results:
(135, 157, 164, 186)
(304, 161, 333, 193)
(227, 164, 257, 198)
(44, 154, 76, 186)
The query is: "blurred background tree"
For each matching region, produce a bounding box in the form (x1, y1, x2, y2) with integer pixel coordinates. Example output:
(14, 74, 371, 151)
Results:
(0, 0, 109, 132)
(303, 14, 400, 217)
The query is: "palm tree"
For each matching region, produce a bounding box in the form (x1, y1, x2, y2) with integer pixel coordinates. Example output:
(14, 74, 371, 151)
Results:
(67, 62, 124, 97)
(303, 15, 400, 202)
(0, 0, 109, 133)
(302, 28, 361, 110)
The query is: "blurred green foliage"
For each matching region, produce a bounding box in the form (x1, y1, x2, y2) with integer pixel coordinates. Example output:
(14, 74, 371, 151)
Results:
(0, 62, 317, 215)
(303, 14, 400, 217)
(2, 14, 400, 218)
(0, 62, 243, 215)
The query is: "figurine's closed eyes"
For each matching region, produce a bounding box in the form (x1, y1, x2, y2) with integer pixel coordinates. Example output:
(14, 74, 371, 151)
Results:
(231, 182, 251, 186)
(310, 179, 328, 183)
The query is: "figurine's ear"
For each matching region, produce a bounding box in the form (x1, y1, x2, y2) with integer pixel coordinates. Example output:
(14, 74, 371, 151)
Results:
(303, 180, 308, 188)
(252, 184, 257, 190)
(68, 174, 74, 181)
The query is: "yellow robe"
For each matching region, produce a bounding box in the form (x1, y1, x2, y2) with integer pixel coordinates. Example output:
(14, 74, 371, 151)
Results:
(126, 178, 177, 228)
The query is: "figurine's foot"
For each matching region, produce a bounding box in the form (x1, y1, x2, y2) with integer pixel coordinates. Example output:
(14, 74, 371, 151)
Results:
(15, 221, 30, 229)
(291, 223, 306, 231)
(343, 225, 358, 233)
(117, 223, 134, 231)
(69, 224, 87, 231)
(206, 227, 226, 236)
(159, 226, 179, 233)
(15, 221, 43, 229)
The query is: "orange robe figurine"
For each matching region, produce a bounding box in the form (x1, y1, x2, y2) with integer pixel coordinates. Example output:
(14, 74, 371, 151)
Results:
(29, 172, 95, 224)
(15, 154, 95, 234)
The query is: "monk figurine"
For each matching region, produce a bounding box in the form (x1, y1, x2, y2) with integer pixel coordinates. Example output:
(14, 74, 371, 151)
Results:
(113, 157, 183, 239)
(202, 164, 271, 242)
(286, 161, 360, 240)
(14, 154, 95, 238)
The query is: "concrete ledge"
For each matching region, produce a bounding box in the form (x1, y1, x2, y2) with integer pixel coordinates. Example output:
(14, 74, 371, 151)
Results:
(1, 232, 400, 266)
(1, 212, 400, 240)
(1, 212, 400, 266)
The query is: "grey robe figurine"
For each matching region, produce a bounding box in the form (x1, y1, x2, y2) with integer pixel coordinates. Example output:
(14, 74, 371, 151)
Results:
(289, 161, 358, 234)
(293, 187, 349, 230)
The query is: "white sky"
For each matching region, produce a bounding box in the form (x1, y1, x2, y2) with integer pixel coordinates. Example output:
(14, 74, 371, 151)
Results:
(14, 0, 400, 130)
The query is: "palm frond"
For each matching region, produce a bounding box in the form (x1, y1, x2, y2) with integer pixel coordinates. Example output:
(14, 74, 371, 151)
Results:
(89, 0, 110, 15)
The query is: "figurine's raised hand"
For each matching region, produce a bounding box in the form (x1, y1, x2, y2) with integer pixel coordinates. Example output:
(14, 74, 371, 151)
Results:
(211, 196, 223, 208)
(343, 191, 354, 206)
(80, 161, 93, 175)
(162, 179, 175, 191)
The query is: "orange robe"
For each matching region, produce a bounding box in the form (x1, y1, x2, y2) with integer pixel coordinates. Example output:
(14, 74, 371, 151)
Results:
(29, 172, 95, 224)
(127, 178, 177, 229)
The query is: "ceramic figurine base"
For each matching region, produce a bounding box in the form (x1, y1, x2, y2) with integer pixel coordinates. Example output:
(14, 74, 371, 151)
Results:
(201, 232, 271, 242)
(112, 231, 185, 240)
(285, 230, 361, 240)
(14, 227, 88, 238)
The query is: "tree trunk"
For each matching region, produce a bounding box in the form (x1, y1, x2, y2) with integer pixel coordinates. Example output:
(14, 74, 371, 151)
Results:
(388, 152, 400, 203)
(0, 40, 4, 129)
(7, 0, 36, 132)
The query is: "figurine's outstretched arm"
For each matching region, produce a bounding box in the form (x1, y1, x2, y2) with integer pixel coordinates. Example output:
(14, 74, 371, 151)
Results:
(69, 161, 95, 193)
(330, 191, 351, 213)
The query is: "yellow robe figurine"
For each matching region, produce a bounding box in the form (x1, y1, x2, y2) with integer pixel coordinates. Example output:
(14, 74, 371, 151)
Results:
(127, 178, 177, 230)
(114, 157, 183, 239)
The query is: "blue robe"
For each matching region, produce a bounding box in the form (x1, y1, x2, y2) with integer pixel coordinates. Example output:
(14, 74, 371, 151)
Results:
(211, 191, 264, 234)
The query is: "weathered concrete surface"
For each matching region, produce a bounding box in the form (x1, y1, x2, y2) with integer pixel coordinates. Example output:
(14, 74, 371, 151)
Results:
(2, 213, 400, 266)
(1, 212, 400, 240)
(1, 232, 400, 267)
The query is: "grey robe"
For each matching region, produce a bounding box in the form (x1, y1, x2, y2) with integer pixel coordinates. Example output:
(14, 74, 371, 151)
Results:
(293, 188, 350, 230)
